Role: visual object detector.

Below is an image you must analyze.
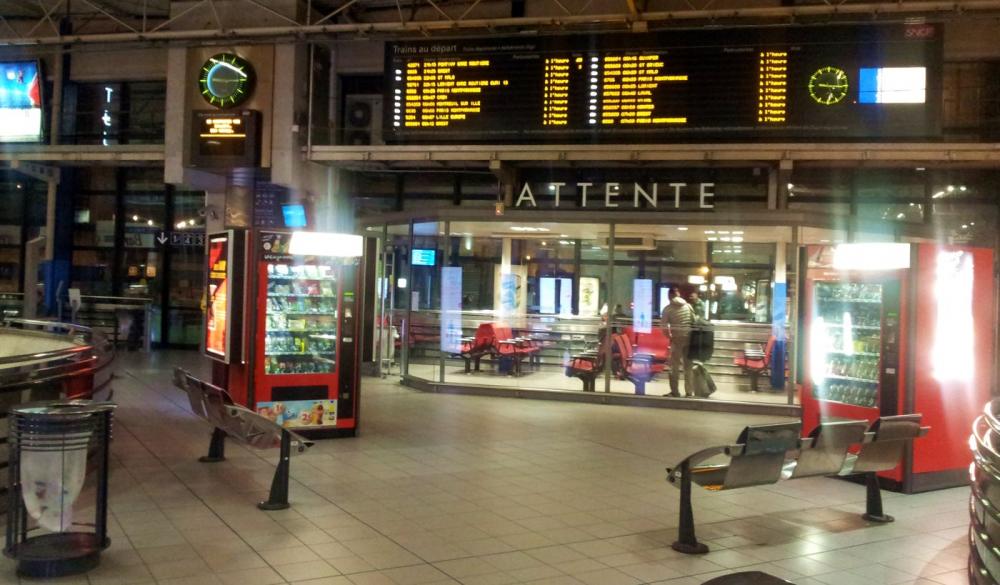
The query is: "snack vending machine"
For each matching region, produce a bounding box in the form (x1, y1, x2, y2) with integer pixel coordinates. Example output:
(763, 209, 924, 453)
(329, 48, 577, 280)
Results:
(800, 243, 994, 492)
(250, 231, 360, 437)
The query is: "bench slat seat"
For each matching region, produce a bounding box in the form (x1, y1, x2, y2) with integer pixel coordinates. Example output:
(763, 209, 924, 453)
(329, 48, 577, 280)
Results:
(665, 415, 929, 555)
(173, 367, 313, 510)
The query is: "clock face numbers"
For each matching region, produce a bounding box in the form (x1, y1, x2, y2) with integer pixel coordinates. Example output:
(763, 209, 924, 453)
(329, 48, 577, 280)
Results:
(199, 53, 254, 108)
(808, 66, 849, 105)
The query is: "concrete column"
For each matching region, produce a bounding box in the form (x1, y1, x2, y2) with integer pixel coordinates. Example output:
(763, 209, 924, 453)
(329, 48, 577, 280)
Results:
(163, 47, 189, 185)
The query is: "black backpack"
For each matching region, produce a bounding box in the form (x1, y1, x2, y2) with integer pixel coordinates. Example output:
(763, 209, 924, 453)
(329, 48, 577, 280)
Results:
(687, 319, 715, 362)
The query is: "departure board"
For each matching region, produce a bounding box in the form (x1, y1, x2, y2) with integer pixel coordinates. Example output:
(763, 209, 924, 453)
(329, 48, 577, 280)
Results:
(383, 23, 941, 143)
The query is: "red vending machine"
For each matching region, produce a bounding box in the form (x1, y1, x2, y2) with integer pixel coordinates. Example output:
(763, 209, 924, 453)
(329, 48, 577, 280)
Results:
(248, 231, 362, 438)
(801, 243, 994, 492)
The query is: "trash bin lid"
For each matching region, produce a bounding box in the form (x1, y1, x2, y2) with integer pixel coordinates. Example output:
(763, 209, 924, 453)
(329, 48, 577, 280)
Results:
(701, 572, 795, 585)
(11, 400, 115, 418)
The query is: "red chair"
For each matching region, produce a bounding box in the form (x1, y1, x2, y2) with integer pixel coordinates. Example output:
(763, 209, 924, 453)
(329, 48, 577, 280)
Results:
(488, 323, 537, 376)
(455, 323, 495, 373)
(734, 335, 776, 392)
(624, 326, 669, 374)
(611, 332, 656, 395)
(565, 348, 604, 392)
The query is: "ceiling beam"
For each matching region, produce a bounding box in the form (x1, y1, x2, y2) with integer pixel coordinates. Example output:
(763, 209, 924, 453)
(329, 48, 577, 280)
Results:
(3, 0, 1000, 46)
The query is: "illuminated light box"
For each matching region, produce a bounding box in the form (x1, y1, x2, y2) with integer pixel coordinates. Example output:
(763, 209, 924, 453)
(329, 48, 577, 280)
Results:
(833, 243, 911, 271)
(0, 61, 42, 143)
(281, 204, 307, 228)
(859, 67, 926, 104)
(288, 232, 363, 257)
(411, 248, 436, 266)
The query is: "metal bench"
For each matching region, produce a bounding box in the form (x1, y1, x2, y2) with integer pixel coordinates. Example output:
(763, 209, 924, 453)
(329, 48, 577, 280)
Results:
(665, 415, 928, 554)
(172, 368, 313, 510)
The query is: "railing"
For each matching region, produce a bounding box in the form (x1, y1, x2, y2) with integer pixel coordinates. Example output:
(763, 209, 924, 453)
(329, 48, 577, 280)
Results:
(969, 399, 1000, 584)
(59, 295, 153, 352)
(0, 293, 23, 320)
(0, 318, 116, 511)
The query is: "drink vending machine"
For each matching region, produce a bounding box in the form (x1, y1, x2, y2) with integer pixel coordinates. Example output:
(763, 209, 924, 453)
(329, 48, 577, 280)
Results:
(800, 243, 994, 492)
(205, 229, 363, 438)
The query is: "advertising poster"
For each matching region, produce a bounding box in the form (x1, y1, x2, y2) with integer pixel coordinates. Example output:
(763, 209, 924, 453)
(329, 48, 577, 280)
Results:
(634, 279, 653, 333)
(0, 62, 42, 142)
(578, 277, 600, 317)
(559, 277, 573, 316)
(493, 265, 527, 316)
(539, 277, 556, 314)
(205, 234, 230, 359)
(440, 266, 463, 353)
(257, 400, 337, 428)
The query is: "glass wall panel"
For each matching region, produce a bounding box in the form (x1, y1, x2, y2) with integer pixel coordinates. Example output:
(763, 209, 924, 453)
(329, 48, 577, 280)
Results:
(405, 221, 442, 382)
(71, 249, 114, 295)
(167, 192, 206, 345)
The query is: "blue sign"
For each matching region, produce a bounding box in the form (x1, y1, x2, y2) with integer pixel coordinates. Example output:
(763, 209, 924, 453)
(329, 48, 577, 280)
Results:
(411, 248, 436, 266)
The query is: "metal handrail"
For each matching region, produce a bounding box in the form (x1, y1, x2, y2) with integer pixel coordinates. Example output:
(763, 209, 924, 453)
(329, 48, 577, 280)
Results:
(0, 320, 96, 366)
(0, 319, 113, 378)
(970, 399, 1000, 584)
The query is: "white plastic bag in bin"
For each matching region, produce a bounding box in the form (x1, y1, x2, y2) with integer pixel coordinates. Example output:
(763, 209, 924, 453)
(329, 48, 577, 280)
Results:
(21, 434, 90, 532)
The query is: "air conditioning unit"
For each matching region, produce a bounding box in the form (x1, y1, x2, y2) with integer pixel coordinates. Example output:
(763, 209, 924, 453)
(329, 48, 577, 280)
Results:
(598, 234, 656, 251)
(343, 94, 383, 145)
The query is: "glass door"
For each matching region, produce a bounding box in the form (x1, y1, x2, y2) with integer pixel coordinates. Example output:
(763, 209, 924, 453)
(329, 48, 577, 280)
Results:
(810, 281, 882, 408)
(264, 260, 339, 375)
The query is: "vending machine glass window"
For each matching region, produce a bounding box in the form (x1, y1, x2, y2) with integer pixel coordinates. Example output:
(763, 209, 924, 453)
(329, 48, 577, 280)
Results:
(264, 262, 338, 375)
(810, 282, 882, 408)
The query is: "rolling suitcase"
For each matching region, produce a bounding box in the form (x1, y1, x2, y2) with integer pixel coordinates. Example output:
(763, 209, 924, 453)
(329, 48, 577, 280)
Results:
(690, 361, 717, 398)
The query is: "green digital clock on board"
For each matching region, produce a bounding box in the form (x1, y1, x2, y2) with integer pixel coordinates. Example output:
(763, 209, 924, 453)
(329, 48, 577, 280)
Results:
(198, 53, 254, 108)
(808, 66, 849, 105)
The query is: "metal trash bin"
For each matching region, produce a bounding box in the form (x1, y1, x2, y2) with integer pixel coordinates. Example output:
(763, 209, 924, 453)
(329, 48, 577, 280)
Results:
(4, 401, 115, 577)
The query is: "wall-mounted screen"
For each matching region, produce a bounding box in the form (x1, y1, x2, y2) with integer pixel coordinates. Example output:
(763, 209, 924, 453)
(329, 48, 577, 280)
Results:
(384, 23, 941, 143)
(281, 204, 307, 228)
(411, 248, 436, 266)
(190, 110, 261, 167)
(0, 61, 42, 143)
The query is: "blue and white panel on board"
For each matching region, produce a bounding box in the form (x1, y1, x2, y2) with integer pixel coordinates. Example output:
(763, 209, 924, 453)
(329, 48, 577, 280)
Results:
(858, 67, 926, 104)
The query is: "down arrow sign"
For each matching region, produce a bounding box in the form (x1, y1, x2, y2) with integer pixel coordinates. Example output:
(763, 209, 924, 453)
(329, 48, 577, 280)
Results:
(156, 232, 168, 245)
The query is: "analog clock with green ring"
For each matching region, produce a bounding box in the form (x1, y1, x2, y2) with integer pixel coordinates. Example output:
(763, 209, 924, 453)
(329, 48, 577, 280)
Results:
(808, 66, 849, 106)
(199, 53, 255, 108)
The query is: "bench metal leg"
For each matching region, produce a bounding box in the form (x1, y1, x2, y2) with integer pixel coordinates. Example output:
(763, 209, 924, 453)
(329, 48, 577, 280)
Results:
(862, 472, 894, 523)
(749, 371, 760, 392)
(258, 429, 293, 511)
(672, 461, 709, 555)
(199, 428, 227, 463)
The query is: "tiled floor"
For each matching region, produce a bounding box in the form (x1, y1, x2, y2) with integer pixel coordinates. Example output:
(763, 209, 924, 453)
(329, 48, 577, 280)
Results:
(2, 350, 970, 585)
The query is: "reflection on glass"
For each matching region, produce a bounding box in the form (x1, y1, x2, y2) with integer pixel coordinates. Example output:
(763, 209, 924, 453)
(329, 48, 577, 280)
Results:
(811, 281, 882, 408)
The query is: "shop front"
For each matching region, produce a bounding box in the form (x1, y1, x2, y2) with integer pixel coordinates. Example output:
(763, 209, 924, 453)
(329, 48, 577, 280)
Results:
(353, 163, 998, 416)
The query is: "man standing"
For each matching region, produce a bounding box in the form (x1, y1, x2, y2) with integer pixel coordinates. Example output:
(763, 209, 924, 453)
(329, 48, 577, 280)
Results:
(688, 290, 707, 321)
(662, 288, 694, 397)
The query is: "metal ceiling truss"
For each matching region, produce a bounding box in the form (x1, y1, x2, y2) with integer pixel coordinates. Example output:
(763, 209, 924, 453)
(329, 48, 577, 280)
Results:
(307, 142, 1000, 169)
(3, 0, 1000, 47)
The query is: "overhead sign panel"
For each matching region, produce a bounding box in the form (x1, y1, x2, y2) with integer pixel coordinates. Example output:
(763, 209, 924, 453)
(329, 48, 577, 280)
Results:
(384, 23, 941, 143)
